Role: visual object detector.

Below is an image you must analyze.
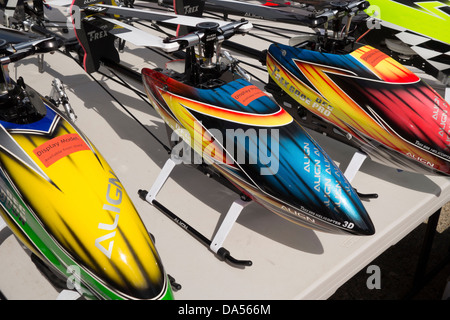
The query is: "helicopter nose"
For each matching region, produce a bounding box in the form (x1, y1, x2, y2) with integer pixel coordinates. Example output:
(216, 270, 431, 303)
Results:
(300, 188, 376, 236)
(317, 183, 375, 236)
(360, 224, 376, 236)
(253, 131, 376, 236)
(357, 220, 376, 236)
(342, 205, 375, 236)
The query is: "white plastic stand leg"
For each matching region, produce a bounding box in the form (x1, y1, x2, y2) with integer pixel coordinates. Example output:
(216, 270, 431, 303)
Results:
(343, 151, 367, 183)
(0, 216, 6, 233)
(445, 87, 450, 104)
(145, 157, 178, 203)
(142, 157, 252, 266)
(210, 198, 251, 254)
(56, 289, 81, 300)
(442, 279, 450, 300)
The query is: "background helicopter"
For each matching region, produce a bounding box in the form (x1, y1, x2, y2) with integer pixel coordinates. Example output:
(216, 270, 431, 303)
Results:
(185, 0, 450, 90)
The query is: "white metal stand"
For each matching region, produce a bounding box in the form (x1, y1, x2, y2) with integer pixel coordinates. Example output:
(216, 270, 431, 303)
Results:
(0, 216, 6, 234)
(210, 198, 251, 254)
(343, 151, 368, 183)
(56, 289, 81, 300)
(144, 157, 178, 203)
(445, 87, 450, 104)
(141, 156, 252, 266)
(442, 279, 450, 300)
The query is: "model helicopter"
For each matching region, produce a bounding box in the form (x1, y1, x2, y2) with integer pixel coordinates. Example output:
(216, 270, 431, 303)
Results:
(48, 0, 376, 267)
(282, 0, 450, 87)
(156, 0, 450, 178)
(0, 26, 174, 299)
(185, 0, 450, 85)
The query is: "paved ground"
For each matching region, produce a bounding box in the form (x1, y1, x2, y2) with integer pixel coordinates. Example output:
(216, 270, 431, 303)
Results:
(330, 202, 450, 300)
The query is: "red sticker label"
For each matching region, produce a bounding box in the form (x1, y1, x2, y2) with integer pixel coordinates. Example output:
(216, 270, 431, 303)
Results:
(231, 85, 266, 106)
(33, 133, 90, 167)
(359, 49, 388, 68)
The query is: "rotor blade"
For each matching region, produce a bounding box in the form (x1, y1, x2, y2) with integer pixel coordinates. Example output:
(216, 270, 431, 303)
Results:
(100, 17, 180, 51)
(92, 4, 234, 28)
(46, 0, 73, 6)
(160, 0, 323, 26)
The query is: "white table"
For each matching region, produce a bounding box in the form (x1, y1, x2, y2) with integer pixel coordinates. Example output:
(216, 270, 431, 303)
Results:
(0, 1, 449, 300)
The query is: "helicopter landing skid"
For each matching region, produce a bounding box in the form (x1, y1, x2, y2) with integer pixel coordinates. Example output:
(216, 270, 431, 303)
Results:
(0, 216, 6, 234)
(139, 157, 253, 268)
(343, 150, 367, 183)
